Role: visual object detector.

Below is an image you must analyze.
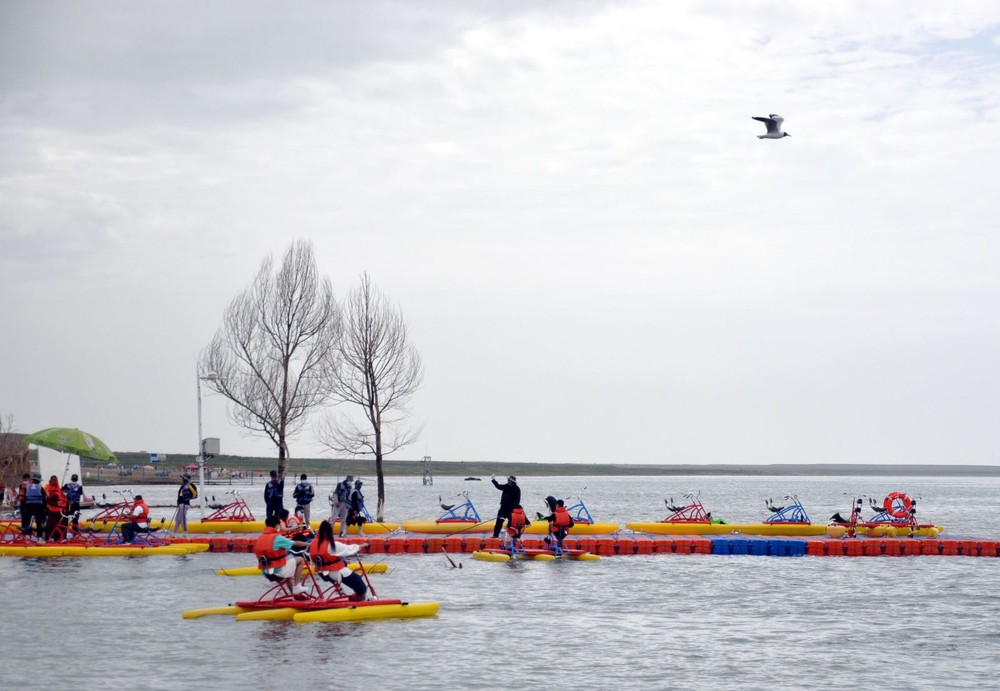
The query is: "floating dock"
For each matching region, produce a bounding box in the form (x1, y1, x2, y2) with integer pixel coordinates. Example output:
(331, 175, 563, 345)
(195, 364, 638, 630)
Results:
(168, 534, 1000, 558)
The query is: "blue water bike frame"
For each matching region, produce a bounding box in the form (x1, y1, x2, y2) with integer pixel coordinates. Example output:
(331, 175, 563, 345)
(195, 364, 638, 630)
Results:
(763, 496, 811, 524)
(437, 492, 481, 523)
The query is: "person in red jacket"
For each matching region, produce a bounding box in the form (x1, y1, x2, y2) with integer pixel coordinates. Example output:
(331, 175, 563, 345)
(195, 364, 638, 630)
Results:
(43, 475, 67, 541)
(121, 494, 151, 543)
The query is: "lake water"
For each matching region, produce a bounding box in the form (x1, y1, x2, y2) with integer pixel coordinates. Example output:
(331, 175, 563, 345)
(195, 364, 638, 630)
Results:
(2, 475, 998, 690)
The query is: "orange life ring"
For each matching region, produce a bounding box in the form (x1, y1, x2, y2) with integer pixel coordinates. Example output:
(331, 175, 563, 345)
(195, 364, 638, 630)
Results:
(883, 492, 912, 519)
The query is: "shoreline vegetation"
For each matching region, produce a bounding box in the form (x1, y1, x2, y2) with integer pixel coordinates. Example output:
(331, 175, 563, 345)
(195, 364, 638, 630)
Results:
(82, 452, 1000, 485)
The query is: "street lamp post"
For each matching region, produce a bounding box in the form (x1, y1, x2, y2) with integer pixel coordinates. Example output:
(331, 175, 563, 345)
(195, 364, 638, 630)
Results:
(196, 370, 219, 519)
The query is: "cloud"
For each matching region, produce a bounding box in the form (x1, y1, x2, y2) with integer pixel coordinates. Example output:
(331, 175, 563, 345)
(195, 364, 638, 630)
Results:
(3, 1, 1000, 463)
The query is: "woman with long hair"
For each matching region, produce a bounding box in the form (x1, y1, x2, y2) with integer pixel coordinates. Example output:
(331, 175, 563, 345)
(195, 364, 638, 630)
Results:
(308, 520, 368, 600)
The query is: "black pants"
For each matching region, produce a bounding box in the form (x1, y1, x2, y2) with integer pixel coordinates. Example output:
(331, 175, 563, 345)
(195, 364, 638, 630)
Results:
(492, 513, 511, 539)
(67, 501, 81, 529)
(20, 504, 45, 538)
(265, 499, 284, 521)
(44, 512, 67, 541)
(122, 523, 149, 543)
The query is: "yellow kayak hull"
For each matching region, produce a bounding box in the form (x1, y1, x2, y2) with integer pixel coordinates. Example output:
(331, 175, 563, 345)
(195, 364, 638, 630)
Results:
(0, 543, 206, 558)
(472, 550, 599, 562)
(401, 520, 619, 535)
(183, 606, 254, 619)
(626, 522, 944, 537)
(400, 520, 494, 534)
(523, 522, 619, 536)
(216, 563, 387, 577)
(293, 602, 440, 623)
(80, 519, 397, 534)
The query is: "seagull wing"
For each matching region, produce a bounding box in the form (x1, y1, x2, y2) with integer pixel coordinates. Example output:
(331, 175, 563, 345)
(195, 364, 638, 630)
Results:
(752, 116, 780, 134)
(768, 114, 784, 125)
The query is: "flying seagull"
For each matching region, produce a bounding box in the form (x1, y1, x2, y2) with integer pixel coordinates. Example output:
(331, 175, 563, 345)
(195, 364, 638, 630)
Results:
(753, 114, 790, 139)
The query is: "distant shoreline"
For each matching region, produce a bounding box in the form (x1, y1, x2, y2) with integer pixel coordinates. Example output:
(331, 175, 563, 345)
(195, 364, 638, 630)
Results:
(83, 453, 1000, 485)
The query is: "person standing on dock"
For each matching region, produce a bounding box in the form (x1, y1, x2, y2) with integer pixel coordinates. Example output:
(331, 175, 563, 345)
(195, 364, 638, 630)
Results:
(292, 473, 315, 524)
(490, 475, 520, 538)
(264, 470, 285, 521)
(175, 473, 198, 532)
(62, 474, 84, 533)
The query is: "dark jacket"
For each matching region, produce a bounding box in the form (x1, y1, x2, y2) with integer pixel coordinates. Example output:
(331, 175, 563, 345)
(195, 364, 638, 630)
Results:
(491, 478, 520, 516)
(264, 477, 284, 502)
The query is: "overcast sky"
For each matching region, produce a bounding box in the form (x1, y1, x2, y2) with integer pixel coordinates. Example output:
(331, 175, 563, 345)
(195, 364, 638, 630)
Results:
(3, 1, 999, 466)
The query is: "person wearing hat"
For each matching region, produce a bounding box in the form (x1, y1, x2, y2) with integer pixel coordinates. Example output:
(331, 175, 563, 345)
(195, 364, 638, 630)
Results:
(490, 474, 521, 538)
(176, 473, 198, 532)
(331, 475, 354, 536)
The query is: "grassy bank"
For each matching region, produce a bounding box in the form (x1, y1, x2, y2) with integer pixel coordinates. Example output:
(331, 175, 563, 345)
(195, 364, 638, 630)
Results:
(81, 452, 1000, 486)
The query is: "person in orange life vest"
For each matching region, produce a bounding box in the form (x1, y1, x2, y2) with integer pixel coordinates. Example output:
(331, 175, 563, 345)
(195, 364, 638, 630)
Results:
(121, 494, 151, 543)
(20, 473, 46, 539)
(538, 496, 574, 550)
(43, 475, 68, 541)
(282, 506, 315, 542)
(503, 505, 531, 547)
(309, 520, 368, 600)
(254, 515, 311, 594)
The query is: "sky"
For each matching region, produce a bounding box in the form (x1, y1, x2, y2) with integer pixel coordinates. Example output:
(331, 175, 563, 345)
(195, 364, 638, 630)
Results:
(2, 1, 1000, 466)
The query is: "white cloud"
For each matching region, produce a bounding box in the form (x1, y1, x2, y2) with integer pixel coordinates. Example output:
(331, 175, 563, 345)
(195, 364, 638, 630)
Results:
(3, 1, 1000, 464)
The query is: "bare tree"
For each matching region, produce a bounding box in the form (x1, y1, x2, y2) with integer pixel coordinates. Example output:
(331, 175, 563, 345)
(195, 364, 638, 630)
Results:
(317, 272, 423, 520)
(201, 240, 341, 477)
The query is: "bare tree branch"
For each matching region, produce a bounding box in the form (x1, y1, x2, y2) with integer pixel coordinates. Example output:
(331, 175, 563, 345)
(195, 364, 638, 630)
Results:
(316, 272, 423, 520)
(201, 240, 341, 477)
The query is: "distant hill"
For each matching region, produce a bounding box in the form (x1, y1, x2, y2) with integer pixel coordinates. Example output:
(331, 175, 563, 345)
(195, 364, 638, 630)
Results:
(85, 452, 1000, 482)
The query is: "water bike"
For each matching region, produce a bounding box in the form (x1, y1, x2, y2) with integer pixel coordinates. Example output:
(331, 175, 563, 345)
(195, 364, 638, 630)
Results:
(400, 492, 494, 534)
(184, 551, 438, 623)
(826, 493, 942, 538)
(216, 562, 388, 577)
(0, 509, 207, 557)
(521, 496, 619, 536)
(473, 535, 600, 563)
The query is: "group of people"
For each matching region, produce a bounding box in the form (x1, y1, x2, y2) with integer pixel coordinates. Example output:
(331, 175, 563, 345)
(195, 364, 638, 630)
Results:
(15, 472, 86, 541)
(262, 471, 368, 536)
(252, 515, 369, 600)
(490, 475, 575, 550)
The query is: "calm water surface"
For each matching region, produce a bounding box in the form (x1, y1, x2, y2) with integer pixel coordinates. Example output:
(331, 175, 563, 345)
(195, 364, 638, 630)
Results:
(2, 475, 998, 690)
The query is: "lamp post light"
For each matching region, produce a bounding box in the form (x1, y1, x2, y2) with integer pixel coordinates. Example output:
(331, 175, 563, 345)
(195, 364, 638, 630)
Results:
(196, 370, 219, 519)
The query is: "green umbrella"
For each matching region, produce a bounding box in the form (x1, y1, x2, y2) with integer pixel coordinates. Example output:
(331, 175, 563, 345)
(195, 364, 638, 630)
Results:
(24, 427, 117, 462)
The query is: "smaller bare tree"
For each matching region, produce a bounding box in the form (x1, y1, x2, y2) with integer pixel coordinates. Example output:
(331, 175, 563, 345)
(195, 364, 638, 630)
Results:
(317, 272, 423, 520)
(202, 240, 341, 478)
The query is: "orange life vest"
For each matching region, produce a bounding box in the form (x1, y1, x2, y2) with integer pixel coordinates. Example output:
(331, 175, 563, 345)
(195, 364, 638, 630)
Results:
(130, 499, 150, 524)
(16, 480, 29, 504)
(308, 537, 346, 572)
(253, 526, 287, 570)
(508, 507, 528, 533)
(46, 483, 66, 512)
(553, 505, 572, 529)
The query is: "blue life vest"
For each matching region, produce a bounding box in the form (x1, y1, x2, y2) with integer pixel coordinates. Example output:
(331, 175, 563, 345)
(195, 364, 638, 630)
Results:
(63, 482, 83, 503)
(294, 482, 314, 504)
(24, 483, 44, 505)
(265, 480, 283, 500)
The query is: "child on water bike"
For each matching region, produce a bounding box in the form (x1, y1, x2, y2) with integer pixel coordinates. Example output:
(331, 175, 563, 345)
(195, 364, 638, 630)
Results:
(501, 505, 530, 550)
(538, 497, 574, 551)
